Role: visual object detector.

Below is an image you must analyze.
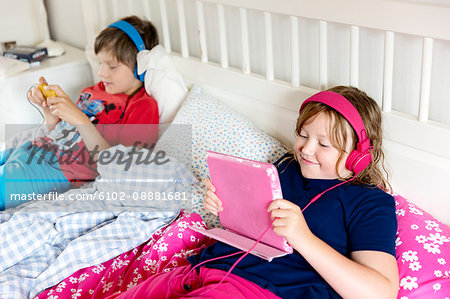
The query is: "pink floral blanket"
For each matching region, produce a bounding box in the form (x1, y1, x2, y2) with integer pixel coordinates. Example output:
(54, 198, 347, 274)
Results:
(35, 211, 214, 299)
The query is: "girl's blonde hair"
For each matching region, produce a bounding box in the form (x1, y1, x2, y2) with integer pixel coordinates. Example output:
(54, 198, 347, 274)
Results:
(291, 86, 391, 192)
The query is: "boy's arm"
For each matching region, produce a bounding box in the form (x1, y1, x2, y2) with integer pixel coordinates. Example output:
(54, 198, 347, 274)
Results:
(44, 84, 111, 156)
(41, 109, 61, 132)
(74, 119, 111, 154)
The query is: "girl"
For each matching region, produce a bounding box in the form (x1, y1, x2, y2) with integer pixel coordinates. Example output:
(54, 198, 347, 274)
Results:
(1, 16, 159, 210)
(108, 86, 399, 298)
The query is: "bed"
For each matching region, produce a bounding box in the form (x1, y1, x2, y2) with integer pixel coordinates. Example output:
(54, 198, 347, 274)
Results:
(1, 0, 450, 298)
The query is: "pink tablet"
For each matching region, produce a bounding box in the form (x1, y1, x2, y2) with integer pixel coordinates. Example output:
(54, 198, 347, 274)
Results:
(191, 151, 293, 261)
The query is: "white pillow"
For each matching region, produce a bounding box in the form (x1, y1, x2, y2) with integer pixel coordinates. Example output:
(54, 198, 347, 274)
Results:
(137, 45, 187, 124)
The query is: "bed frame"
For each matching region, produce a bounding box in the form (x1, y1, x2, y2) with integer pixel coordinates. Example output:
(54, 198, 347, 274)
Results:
(80, 0, 450, 225)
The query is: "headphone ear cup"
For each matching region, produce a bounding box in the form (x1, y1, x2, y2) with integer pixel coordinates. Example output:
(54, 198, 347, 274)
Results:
(345, 149, 372, 175)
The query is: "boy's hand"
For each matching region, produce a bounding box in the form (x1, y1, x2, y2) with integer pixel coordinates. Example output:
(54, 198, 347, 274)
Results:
(28, 77, 61, 126)
(268, 199, 311, 246)
(203, 178, 223, 216)
(46, 85, 90, 125)
(28, 77, 50, 109)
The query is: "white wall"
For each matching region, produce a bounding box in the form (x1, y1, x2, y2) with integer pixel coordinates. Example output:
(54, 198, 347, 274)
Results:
(45, 0, 87, 49)
(0, 0, 48, 46)
(43, 0, 450, 126)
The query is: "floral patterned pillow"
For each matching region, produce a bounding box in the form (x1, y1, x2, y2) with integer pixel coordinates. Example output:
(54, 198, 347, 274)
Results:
(395, 194, 450, 298)
(155, 84, 288, 227)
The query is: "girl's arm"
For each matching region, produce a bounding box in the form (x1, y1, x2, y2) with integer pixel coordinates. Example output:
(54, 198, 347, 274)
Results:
(268, 199, 399, 299)
(45, 84, 110, 155)
(295, 230, 398, 299)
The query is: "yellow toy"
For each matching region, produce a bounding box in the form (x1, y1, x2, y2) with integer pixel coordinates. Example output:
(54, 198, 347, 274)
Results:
(38, 83, 57, 99)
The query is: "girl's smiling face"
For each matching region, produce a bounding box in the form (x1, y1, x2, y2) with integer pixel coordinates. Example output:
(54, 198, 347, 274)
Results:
(295, 112, 353, 180)
(96, 50, 142, 95)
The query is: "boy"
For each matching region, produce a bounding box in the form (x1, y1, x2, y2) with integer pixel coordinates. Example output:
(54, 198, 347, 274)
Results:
(1, 16, 159, 210)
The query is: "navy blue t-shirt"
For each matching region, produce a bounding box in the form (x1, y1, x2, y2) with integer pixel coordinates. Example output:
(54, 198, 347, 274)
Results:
(188, 154, 397, 298)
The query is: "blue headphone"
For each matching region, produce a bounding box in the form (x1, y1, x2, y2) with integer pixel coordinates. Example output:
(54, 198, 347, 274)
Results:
(108, 20, 146, 82)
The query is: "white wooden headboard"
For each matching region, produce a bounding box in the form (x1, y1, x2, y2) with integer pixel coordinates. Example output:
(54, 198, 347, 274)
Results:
(80, 0, 450, 225)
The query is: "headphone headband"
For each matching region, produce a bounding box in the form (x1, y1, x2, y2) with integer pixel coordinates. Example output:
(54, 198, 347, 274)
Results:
(108, 20, 146, 51)
(108, 20, 146, 81)
(299, 91, 368, 144)
(299, 90, 372, 175)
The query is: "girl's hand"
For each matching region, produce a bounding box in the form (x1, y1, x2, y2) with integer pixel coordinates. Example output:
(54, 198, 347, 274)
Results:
(46, 85, 90, 125)
(268, 199, 312, 246)
(203, 178, 223, 216)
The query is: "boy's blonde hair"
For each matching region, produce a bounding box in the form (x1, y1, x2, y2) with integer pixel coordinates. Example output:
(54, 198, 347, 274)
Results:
(94, 15, 159, 70)
(293, 86, 391, 191)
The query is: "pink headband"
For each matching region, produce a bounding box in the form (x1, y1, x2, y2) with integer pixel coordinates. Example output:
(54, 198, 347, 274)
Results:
(299, 91, 368, 144)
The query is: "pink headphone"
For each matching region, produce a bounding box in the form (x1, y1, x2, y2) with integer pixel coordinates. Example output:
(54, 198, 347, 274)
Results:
(299, 91, 372, 175)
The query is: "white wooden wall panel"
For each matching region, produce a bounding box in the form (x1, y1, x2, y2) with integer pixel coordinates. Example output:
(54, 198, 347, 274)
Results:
(76, 0, 450, 225)
(200, 0, 450, 40)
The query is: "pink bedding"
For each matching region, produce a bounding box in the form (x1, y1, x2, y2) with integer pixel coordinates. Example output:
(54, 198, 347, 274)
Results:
(35, 211, 215, 299)
(36, 197, 450, 299)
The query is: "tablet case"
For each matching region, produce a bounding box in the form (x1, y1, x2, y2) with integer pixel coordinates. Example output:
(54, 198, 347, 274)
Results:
(190, 151, 293, 261)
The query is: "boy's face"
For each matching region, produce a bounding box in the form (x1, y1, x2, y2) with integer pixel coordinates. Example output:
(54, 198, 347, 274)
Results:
(97, 50, 142, 95)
